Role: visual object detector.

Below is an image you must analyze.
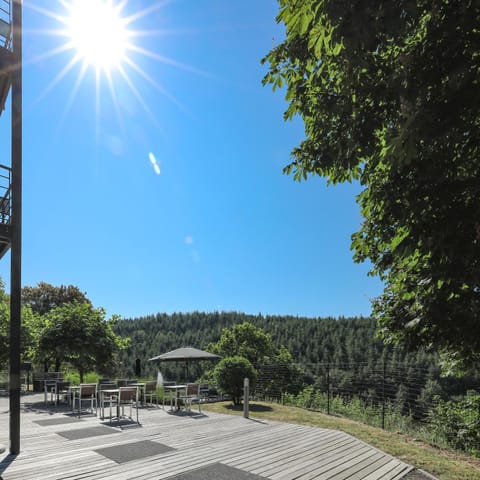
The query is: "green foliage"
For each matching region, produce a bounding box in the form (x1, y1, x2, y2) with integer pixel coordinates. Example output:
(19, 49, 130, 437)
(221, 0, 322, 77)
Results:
(214, 355, 257, 405)
(263, 0, 480, 368)
(206, 321, 277, 366)
(206, 321, 304, 396)
(0, 278, 41, 367)
(22, 281, 91, 315)
(283, 387, 480, 456)
(429, 392, 480, 456)
(64, 371, 99, 386)
(37, 302, 128, 381)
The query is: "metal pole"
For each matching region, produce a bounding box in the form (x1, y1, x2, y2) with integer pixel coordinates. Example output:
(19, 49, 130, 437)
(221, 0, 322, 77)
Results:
(326, 364, 330, 415)
(381, 360, 386, 430)
(9, 0, 22, 456)
(243, 378, 249, 418)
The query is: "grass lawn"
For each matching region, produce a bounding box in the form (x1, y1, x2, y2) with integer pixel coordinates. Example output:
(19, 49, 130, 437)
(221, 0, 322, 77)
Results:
(202, 401, 480, 480)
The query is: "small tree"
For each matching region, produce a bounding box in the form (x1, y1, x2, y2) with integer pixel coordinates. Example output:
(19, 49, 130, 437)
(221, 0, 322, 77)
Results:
(37, 302, 128, 380)
(207, 322, 275, 367)
(207, 321, 306, 396)
(214, 356, 257, 405)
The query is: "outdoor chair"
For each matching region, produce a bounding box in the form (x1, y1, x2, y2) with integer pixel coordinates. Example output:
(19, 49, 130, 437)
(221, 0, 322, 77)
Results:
(54, 381, 71, 405)
(199, 383, 209, 403)
(143, 380, 159, 407)
(73, 383, 98, 417)
(161, 381, 176, 410)
(110, 386, 139, 424)
(98, 378, 112, 384)
(43, 380, 57, 404)
(181, 383, 201, 413)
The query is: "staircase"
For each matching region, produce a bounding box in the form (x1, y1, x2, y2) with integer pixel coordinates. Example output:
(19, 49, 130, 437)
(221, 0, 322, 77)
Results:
(0, 0, 12, 258)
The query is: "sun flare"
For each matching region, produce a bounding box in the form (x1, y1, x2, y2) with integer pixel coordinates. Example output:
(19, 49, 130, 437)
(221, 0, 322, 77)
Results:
(65, 0, 128, 72)
(28, 0, 208, 134)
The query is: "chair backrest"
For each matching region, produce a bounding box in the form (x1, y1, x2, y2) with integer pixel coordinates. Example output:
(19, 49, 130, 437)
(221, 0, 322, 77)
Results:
(44, 380, 57, 392)
(144, 380, 157, 393)
(98, 382, 116, 392)
(56, 381, 71, 391)
(118, 386, 137, 402)
(79, 383, 97, 397)
(186, 383, 199, 396)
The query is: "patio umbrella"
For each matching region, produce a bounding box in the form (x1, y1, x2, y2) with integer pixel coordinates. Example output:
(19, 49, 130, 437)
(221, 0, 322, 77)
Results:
(148, 347, 221, 382)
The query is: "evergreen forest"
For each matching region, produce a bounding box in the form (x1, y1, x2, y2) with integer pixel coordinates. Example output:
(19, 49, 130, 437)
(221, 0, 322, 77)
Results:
(114, 312, 479, 400)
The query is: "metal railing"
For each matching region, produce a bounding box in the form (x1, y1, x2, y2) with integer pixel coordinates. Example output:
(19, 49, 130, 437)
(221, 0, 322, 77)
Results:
(0, 163, 11, 224)
(0, 0, 11, 49)
(252, 360, 480, 454)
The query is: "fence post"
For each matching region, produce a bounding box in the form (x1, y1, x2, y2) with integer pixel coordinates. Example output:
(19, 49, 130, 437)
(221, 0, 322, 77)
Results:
(243, 377, 249, 418)
(382, 360, 386, 430)
(327, 364, 330, 415)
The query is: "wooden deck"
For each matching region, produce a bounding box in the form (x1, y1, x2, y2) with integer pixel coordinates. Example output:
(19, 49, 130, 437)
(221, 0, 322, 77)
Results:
(0, 394, 413, 480)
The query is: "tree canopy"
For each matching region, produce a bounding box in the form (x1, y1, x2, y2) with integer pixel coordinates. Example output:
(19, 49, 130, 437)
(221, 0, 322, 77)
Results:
(262, 0, 480, 368)
(0, 279, 38, 367)
(37, 302, 127, 381)
(207, 321, 279, 367)
(22, 281, 91, 315)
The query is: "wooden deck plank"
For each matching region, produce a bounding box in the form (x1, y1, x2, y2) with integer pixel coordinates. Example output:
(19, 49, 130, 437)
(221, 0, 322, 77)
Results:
(267, 438, 365, 480)
(0, 394, 413, 480)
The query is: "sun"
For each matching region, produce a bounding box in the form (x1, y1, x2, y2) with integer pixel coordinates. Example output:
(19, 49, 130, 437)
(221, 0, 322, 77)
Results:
(28, 0, 209, 133)
(65, 0, 128, 72)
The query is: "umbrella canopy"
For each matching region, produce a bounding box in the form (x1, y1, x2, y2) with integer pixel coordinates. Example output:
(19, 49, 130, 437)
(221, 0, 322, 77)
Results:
(148, 347, 221, 382)
(148, 347, 221, 362)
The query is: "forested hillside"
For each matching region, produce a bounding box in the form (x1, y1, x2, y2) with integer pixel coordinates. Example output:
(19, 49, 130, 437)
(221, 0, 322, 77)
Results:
(114, 312, 433, 376)
(114, 311, 480, 454)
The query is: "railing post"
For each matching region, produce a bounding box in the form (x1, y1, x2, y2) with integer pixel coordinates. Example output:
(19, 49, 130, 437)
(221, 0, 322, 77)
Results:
(382, 360, 386, 430)
(327, 364, 330, 415)
(243, 377, 249, 418)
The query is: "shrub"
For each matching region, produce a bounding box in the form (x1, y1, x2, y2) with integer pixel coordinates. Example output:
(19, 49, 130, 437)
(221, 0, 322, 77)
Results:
(214, 356, 257, 405)
(429, 392, 480, 456)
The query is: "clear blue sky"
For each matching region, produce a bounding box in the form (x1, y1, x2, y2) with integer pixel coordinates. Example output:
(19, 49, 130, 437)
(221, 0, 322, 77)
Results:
(0, 0, 382, 319)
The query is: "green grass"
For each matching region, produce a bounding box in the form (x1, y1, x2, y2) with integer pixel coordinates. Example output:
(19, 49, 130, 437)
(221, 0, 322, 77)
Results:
(202, 401, 480, 480)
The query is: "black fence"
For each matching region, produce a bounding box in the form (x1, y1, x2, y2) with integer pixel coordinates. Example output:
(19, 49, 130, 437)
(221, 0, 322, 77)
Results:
(253, 361, 480, 436)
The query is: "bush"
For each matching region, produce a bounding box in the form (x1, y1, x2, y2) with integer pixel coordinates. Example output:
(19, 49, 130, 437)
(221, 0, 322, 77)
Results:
(214, 356, 257, 405)
(64, 371, 99, 385)
(429, 392, 480, 456)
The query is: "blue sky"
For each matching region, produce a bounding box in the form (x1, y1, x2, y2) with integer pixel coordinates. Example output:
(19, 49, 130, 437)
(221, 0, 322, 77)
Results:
(0, 0, 382, 319)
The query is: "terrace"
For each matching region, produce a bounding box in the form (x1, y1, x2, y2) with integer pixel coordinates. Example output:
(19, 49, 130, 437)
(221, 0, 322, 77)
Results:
(0, 393, 413, 480)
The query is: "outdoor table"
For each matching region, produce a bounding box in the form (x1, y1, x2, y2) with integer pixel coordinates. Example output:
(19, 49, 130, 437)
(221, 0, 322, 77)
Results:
(99, 388, 119, 420)
(43, 380, 57, 404)
(44, 380, 70, 405)
(130, 383, 146, 406)
(69, 385, 81, 410)
(164, 384, 186, 411)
